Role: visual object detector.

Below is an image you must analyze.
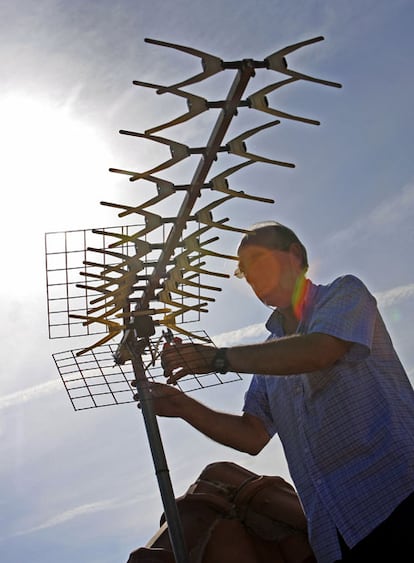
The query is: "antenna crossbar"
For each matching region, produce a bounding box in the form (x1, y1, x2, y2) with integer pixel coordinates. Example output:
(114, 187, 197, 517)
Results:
(136, 61, 255, 312)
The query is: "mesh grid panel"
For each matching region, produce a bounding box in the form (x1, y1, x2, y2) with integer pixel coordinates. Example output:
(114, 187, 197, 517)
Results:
(53, 332, 242, 411)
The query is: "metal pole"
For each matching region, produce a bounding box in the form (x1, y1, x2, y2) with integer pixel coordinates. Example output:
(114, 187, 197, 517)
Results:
(126, 336, 189, 563)
(119, 61, 257, 562)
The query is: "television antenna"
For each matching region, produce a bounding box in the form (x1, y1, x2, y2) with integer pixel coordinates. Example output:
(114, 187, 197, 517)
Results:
(45, 36, 341, 562)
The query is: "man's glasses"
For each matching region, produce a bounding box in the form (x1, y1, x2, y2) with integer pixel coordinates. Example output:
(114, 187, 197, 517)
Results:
(234, 248, 285, 279)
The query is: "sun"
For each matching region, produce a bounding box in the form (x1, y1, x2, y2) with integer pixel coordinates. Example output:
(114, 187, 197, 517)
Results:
(0, 93, 113, 295)
(1, 93, 112, 226)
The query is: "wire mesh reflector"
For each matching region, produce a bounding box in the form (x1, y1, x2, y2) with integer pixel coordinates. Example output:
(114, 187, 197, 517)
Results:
(45, 225, 139, 339)
(53, 332, 242, 411)
(45, 224, 202, 340)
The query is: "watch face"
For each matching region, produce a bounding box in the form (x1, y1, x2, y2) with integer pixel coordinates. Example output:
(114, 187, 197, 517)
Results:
(214, 348, 228, 374)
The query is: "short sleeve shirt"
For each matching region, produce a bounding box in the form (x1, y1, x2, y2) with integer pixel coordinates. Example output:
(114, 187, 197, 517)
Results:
(243, 275, 414, 562)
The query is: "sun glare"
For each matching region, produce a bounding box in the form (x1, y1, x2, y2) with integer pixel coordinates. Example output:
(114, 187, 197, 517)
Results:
(1, 94, 110, 229)
(1, 94, 112, 295)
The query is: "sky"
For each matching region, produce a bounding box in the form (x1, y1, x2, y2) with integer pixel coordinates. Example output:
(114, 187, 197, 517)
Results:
(1, 0, 414, 561)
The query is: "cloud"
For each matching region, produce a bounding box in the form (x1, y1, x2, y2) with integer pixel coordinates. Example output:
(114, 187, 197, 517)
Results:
(374, 283, 414, 308)
(365, 182, 414, 230)
(213, 323, 268, 347)
(5, 496, 138, 540)
(327, 181, 414, 247)
(0, 380, 61, 411)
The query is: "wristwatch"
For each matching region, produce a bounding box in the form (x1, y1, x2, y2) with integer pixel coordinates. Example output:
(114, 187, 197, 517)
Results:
(212, 348, 229, 374)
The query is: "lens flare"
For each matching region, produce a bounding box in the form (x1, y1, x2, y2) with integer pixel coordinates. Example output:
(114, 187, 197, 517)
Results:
(292, 276, 310, 320)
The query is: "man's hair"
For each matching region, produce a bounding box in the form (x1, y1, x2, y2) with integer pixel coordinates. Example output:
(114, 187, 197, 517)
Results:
(237, 221, 309, 271)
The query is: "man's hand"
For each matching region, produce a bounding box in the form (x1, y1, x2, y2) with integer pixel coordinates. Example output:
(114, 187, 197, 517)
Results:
(161, 342, 217, 384)
(132, 381, 189, 417)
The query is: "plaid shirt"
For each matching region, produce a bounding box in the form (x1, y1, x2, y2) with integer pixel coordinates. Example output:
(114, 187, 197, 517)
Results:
(243, 275, 414, 562)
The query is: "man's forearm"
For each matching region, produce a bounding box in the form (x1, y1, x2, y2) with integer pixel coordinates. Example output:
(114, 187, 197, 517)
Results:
(180, 395, 268, 455)
(226, 332, 350, 376)
(161, 332, 351, 384)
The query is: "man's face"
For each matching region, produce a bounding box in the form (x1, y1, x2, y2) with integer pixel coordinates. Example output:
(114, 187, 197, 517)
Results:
(237, 244, 298, 308)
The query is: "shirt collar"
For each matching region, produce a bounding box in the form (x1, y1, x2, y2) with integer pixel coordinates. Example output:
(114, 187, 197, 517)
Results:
(265, 278, 316, 334)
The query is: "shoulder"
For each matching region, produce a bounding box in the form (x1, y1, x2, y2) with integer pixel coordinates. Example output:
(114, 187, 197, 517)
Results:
(322, 275, 375, 300)
(308, 275, 377, 316)
(328, 274, 368, 289)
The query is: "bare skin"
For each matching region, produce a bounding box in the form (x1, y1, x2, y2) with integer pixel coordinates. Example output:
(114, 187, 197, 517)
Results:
(135, 242, 351, 455)
(135, 383, 271, 454)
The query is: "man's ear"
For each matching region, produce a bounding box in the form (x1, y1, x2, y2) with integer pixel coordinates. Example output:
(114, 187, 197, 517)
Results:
(289, 242, 303, 265)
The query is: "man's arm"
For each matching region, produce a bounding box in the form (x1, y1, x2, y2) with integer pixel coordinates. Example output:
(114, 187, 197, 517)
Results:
(162, 332, 352, 383)
(227, 332, 351, 375)
(138, 382, 271, 455)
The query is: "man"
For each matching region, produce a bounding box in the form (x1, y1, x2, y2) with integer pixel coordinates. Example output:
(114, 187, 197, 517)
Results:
(141, 221, 414, 562)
